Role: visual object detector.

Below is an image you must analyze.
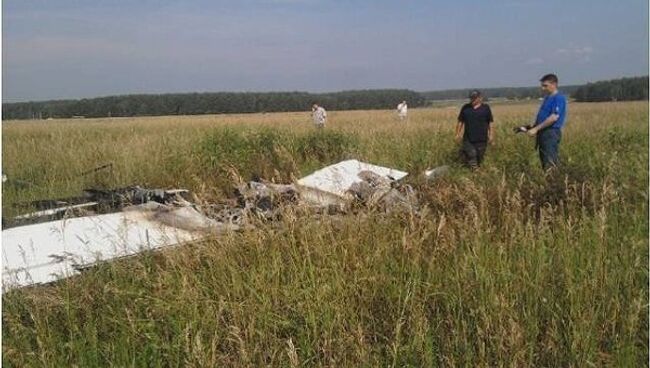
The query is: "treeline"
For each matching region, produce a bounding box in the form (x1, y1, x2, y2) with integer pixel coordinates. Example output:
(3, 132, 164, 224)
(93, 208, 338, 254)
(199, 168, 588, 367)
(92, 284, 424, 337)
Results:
(572, 76, 648, 102)
(2, 90, 424, 120)
(421, 85, 580, 101)
(3, 76, 648, 120)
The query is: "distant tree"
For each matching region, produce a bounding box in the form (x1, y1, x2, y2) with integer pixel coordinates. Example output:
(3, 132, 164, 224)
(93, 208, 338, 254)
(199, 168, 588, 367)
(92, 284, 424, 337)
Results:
(573, 76, 648, 102)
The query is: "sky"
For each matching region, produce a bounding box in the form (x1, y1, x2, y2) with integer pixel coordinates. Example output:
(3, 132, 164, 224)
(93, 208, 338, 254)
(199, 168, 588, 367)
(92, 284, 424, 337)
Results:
(2, 0, 648, 102)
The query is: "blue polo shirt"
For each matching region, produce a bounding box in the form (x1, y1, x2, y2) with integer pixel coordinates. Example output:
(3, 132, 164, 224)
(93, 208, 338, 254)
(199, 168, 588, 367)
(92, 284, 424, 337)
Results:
(535, 92, 567, 129)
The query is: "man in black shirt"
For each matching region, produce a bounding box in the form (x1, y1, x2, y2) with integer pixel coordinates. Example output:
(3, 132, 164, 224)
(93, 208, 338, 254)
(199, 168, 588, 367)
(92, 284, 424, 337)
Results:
(455, 90, 494, 170)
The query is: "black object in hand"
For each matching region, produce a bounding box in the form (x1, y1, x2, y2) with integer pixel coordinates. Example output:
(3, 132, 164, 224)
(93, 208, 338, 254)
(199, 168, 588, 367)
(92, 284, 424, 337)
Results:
(513, 126, 528, 133)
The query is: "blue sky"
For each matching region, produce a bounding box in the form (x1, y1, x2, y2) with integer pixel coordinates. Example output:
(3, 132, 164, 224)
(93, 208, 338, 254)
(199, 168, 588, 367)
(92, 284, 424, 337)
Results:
(3, 0, 648, 102)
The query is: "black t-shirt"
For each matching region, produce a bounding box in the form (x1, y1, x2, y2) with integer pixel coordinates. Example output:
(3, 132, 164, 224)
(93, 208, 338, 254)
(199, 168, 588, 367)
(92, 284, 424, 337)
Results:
(458, 103, 493, 143)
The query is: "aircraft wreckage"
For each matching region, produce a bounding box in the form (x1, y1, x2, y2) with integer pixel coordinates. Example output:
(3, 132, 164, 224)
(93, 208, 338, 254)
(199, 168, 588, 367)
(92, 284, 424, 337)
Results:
(3, 160, 447, 291)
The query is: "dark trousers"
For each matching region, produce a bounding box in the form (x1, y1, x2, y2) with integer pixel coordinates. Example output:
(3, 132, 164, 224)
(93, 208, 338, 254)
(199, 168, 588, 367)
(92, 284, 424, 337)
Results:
(461, 140, 487, 168)
(536, 128, 562, 170)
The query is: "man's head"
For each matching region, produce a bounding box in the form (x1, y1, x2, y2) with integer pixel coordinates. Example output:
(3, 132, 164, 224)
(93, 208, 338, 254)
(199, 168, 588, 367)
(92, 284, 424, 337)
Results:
(469, 90, 482, 106)
(540, 74, 559, 95)
(312, 103, 319, 110)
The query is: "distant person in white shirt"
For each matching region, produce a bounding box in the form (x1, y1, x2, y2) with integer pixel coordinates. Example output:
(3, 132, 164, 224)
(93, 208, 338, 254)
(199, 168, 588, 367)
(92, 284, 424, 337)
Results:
(397, 100, 408, 121)
(312, 103, 327, 128)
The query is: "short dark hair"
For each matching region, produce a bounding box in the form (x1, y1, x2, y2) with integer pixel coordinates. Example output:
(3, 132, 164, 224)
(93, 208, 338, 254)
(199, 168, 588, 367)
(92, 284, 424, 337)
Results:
(469, 90, 481, 99)
(540, 74, 559, 84)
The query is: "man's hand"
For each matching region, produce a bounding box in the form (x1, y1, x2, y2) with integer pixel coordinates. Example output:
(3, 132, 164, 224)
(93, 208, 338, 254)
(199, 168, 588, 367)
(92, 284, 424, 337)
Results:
(455, 134, 462, 144)
(529, 114, 558, 137)
(488, 135, 494, 145)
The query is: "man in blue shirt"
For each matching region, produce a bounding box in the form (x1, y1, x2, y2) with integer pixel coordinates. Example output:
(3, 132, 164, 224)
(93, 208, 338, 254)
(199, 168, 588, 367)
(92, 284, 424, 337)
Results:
(525, 73, 567, 170)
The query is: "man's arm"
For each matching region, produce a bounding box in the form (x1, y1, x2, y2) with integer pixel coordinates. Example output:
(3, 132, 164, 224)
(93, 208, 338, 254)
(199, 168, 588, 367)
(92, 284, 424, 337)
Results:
(487, 106, 494, 143)
(455, 121, 464, 143)
(456, 107, 466, 143)
(488, 122, 494, 144)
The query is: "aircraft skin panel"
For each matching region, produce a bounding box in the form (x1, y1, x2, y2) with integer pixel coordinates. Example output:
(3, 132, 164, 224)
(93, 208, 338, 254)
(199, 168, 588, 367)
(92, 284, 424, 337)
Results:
(297, 159, 408, 201)
(3, 208, 201, 291)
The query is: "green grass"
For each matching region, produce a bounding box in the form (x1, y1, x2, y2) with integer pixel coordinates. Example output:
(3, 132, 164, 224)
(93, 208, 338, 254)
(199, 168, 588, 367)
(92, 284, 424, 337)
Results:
(2, 102, 648, 366)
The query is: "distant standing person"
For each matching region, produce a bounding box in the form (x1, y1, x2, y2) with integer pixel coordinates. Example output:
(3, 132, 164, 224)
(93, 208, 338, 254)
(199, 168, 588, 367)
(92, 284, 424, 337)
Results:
(522, 74, 567, 170)
(397, 100, 408, 121)
(455, 90, 494, 170)
(312, 103, 327, 128)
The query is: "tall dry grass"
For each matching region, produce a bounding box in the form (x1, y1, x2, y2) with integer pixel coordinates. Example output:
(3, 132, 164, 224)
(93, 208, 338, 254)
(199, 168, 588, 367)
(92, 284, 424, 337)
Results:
(2, 101, 648, 366)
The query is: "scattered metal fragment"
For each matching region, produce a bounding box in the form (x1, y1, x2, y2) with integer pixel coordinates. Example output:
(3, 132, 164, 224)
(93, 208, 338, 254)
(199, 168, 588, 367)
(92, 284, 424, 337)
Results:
(424, 165, 450, 180)
(6, 186, 192, 228)
(13, 202, 99, 220)
(347, 170, 418, 212)
(1, 173, 38, 189)
(80, 162, 113, 177)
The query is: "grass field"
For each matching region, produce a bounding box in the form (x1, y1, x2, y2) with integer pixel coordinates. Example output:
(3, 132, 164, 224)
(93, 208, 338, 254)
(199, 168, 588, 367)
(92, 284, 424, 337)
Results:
(2, 101, 648, 366)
